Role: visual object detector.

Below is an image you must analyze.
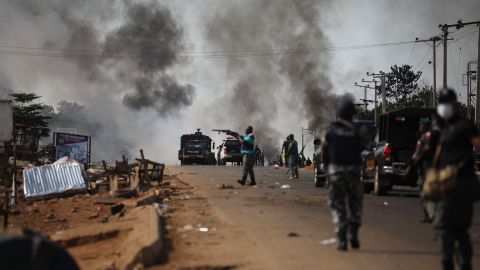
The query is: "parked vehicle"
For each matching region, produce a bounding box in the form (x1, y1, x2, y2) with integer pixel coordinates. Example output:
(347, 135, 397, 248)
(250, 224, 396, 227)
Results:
(178, 129, 216, 165)
(360, 108, 435, 195)
(217, 137, 242, 165)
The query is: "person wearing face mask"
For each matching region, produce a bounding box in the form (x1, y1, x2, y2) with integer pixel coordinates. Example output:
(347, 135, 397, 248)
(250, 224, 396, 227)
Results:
(432, 88, 480, 270)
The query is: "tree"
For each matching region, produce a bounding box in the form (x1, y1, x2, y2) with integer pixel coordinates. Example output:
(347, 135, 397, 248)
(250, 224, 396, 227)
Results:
(10, 93, 50, 137)
(384, 64, 422, 107)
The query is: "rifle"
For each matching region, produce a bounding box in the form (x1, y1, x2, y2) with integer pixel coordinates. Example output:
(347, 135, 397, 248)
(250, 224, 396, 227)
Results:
(212, 129, 240, 138)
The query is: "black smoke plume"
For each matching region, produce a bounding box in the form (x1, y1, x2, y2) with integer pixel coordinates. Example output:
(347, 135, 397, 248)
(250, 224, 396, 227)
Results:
(206, 0, 335, 158)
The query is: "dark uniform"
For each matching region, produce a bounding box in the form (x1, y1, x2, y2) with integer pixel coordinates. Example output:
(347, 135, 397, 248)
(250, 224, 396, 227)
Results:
(323, 98, 364, 251)
(432, 89, 479, 270)
(287, 135, 299, 179)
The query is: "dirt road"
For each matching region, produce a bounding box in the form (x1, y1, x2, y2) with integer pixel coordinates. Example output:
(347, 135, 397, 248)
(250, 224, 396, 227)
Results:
(154, 165, 480, 270)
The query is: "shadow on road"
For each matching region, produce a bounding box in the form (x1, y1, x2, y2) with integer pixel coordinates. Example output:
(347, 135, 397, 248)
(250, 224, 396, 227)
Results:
(356, 249, 438, 256)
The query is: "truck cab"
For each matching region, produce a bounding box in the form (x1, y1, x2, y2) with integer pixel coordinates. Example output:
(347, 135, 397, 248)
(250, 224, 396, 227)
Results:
(179, 129, 216, 165)
(361, 108, 435, 195)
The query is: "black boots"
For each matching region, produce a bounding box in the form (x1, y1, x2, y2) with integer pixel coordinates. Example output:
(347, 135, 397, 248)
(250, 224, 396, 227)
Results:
(337, 228, 348, 251)
(350, 223, 360, 249)
(337, 224, 361, 251)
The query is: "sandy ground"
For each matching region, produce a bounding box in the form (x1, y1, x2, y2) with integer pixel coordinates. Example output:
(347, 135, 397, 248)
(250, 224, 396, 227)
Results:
(151, 165, 480, 270)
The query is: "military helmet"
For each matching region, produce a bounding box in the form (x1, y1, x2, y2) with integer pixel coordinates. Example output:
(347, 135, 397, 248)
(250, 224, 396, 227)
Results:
(336, 97, 356, 120)
(438, 88, 457, 104)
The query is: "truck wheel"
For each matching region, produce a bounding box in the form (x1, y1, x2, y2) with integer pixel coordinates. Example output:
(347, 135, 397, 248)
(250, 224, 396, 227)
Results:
(374, 166, 387, 196)
(361, 169, 373, 194)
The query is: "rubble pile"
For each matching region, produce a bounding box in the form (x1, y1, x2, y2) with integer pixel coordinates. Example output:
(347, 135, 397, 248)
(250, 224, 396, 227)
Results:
(2, 149, 170, 270)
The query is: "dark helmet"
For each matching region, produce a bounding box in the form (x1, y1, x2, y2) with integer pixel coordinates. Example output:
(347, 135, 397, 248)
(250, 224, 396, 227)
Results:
(438, 88, 457, 104)
(288, 134, 294, 140)
(336, 97, 356, 120)
(246, 126, 253, 134)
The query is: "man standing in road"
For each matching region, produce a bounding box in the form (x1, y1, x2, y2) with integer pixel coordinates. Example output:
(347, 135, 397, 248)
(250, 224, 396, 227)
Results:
(287, 134, 299, 179)
(236, 126, 256, 186)
(322, 96, 364, 251)
(431, 89, 480, 270)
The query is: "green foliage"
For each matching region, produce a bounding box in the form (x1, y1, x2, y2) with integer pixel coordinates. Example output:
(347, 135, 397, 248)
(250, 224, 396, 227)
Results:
(10, 92, 50, 137)
(355, 65, 431, 120)
(384, 64, 422, 104)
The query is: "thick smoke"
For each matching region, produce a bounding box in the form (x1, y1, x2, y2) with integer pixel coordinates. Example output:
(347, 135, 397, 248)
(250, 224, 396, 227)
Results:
(206, 0, 335, 158)
(0, 1, 195, 161)
(102, 3, 195, 115)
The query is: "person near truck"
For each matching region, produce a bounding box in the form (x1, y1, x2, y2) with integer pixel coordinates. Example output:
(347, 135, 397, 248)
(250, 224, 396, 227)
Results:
(287, 134, 299, 179)
(430, 88, 480, 270)
(406, 118, 438, 223)
(236, 126, 256, 186)
(322, 96, 364, 251)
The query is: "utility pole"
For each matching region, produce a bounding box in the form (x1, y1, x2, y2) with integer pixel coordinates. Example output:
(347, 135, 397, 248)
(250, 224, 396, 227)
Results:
(416, 36, 442, 107)
(442, 29, 448, 88)
(367, 71, 390, 113)
(440, 19, 480, 123)
(478, 24, 480, 124)
(360, 79, 378, 124)
(354, 82, 371, 112)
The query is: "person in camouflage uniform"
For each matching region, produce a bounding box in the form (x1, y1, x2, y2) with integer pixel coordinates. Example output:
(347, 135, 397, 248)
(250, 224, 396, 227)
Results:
(287, 134, 299, 179)
(406, 118, 439, 223)
(322, 97, 364, 251)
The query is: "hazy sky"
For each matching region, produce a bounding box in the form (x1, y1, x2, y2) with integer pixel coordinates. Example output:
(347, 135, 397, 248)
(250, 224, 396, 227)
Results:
(0, 0, 478, 163)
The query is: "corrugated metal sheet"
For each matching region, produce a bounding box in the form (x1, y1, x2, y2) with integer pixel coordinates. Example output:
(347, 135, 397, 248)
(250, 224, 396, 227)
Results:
(23, 160, 86, 198)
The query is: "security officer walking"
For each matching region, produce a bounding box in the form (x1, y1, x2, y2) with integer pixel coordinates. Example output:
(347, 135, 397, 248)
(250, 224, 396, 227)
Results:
(322, 96, 364, 251)
(406, 118, 437, 223)
(431, 89, 480, 270)
(287, 134, 299, 179)
(236, 126, 256, 186)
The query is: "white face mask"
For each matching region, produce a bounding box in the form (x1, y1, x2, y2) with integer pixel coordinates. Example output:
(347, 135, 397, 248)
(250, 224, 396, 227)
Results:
(437, 103, 454, 120)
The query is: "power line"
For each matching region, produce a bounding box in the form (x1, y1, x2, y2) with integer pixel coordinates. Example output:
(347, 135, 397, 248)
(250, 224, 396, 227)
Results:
(0, 40, 417, 60)
(413, 46, 432, 68)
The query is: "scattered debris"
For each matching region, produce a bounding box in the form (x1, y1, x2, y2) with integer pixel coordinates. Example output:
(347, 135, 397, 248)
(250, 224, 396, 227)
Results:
(182, 224, 194, 231)
(384, 201, 389, 206)
(88, 211, 100, 219)
(280, 185, 291, 189)
(23, 157, 87, 198)
(319, 238, 337, 245)
(288, 232, 300, 237)
(198, 227, 209, 232)
(111, 203, 125, 215)
(219, 184, 235, 190)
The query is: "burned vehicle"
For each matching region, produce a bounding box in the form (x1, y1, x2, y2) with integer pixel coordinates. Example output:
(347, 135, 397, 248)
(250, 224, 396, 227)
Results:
(178, 129, 216, 165)
(360, 108, 435, 195)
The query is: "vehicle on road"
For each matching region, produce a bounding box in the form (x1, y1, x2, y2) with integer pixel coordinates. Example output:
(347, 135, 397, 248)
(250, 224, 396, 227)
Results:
(217, 137, 242, 165)
(360, 108, 435, 195)
(313, 137, 327, 187)
(178, 129, 216, 165)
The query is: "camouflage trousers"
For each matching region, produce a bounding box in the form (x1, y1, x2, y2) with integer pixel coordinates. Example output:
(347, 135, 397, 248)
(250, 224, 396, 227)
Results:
(328, 171, 363, 232)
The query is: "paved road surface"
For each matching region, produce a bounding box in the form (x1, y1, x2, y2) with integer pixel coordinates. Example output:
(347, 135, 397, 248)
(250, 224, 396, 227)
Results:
(162, 165, 480, 270)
